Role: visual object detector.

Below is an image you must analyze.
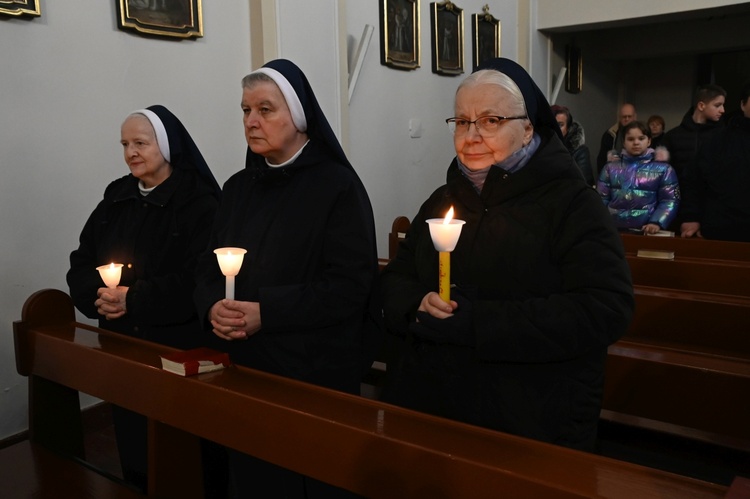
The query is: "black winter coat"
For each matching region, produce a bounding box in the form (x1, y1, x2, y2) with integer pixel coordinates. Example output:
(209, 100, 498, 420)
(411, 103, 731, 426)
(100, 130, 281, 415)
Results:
(563, 121, 594, 185)
(193, 140, 379, 393)
(381, 129, 634, 450)
(682, 113, 750, 241)
(67, 168, 219, 349)
(662, 109, 725, 179)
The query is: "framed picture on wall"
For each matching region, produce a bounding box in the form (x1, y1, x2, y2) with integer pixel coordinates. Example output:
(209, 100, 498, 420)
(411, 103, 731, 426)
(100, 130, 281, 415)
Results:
(116, 0, 203, 39)
(471, 5, 500, 71)
(0, 0, 40, 17)
(566, 44, 583, 93)
(430, 1, 463, 76)
(380, 0, 420, 70)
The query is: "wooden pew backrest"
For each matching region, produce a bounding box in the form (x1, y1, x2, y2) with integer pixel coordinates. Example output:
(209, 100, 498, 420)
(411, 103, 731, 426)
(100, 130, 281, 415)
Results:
(621, 233, 750, 263)
(12, 288, 739, 499)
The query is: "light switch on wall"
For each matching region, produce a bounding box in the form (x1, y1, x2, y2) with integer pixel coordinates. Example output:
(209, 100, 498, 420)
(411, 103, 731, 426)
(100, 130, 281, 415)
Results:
(409, 119, 423, 138)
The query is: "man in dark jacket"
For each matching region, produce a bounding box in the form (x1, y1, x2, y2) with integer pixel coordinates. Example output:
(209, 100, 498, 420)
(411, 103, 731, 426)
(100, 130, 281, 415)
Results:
(680, 82, 750, 241)
(596, 103, 637, 171)
(662, 84, 726, 232)
(662, 84, 726, 180)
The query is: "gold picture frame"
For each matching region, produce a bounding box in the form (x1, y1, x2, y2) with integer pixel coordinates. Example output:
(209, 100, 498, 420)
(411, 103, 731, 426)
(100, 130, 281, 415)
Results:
(116, 0, 203, 39)
(430, 1, 464, 76)
(0, 0, 40, 17)
(380, 0, 421, 70)
(471, 5, 500, 71)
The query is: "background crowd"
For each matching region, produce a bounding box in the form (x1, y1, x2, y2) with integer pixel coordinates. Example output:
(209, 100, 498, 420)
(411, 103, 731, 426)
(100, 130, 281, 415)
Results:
(555, 81, 749, 243)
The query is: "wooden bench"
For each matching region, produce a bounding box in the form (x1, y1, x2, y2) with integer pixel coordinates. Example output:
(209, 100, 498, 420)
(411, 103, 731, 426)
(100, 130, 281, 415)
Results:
(627, 255, 750, 297)
(628, 285, 750, 360)
(621, 233, 750, 264)
(11, 288, 748, 498)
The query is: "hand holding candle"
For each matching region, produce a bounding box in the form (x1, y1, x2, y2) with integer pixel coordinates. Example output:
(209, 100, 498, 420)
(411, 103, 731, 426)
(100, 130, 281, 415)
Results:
(96, 263, 123, 289)
(214, 247, 247, 299)
(426, 207, 465, 302)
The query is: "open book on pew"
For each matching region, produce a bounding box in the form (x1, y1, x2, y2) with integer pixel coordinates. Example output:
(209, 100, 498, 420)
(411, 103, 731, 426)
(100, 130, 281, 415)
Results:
(160, 347, 231, 376)
(646, 230, 675, 237)
(636, 249, 675, 260)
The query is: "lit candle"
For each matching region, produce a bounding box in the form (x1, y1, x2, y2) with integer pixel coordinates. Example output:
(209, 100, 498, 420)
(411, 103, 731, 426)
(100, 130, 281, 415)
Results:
(96, 263, 123, 289)
(426, 207, 465, 302)
(213, 247, 247, 300)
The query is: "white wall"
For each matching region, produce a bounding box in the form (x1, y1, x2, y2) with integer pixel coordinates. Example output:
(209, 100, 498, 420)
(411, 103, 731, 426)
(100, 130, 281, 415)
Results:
(345, 1, 520, 251)
(0, 1, 251, 440)
(536, 0, 750, 31)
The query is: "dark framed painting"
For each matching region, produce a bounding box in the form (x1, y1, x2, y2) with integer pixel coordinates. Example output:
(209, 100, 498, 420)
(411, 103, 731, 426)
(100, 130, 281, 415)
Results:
(471, 5, 500, 71)
(566, 44, 583, 93)
(116, 0, 203, 39)
(0, 0, 40, 17)
(430, 1, 463, 76)
(380, 0, 420, 70)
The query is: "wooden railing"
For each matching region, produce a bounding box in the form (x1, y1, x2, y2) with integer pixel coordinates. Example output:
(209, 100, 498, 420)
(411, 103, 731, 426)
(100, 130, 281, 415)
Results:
(10, 288, 747, 498)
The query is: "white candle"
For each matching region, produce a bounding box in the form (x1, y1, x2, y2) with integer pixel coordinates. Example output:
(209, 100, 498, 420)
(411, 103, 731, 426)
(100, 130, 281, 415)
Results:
(426, 207, 465, 302)
(96, 263, 123, 289)
(214, 247, 247, 299)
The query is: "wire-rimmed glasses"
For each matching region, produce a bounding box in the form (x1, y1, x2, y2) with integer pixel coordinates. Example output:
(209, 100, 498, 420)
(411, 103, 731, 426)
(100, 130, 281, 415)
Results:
(446, 115, 527, 136)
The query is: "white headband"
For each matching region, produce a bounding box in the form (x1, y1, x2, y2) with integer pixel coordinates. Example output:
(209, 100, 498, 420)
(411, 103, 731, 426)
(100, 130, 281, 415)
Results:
(252, 67, 307, 132)
(130, 109, 170, 162)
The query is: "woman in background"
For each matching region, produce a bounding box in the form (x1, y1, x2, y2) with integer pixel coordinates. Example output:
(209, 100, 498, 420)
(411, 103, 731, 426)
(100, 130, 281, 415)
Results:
(551, 104, 595, 185)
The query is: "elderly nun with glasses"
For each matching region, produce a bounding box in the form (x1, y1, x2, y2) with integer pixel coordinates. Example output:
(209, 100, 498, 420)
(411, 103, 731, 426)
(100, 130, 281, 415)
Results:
(381, 58, 634, 451)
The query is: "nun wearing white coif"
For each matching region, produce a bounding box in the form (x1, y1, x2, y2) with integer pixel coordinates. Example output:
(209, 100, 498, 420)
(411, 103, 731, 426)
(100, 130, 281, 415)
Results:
(194, 59, 381, 498)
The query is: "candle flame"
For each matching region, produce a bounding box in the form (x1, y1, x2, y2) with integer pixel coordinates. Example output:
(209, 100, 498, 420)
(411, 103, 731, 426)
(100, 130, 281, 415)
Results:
(109, 263, 115, 270)
(443, 206, 454, 225)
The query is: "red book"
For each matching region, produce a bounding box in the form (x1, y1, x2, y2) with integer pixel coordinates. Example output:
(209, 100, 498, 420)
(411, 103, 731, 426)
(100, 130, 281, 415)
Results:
(160, 347, 231, 376)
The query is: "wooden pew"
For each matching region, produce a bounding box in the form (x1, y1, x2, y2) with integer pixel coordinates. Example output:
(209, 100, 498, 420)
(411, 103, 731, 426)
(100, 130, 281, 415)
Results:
(621, 233, 750, 264)
(628, 285, 750, 360)
(626, 255, 750, 297)
(11, 288, 747, 498)
(388, 215, 411, 259)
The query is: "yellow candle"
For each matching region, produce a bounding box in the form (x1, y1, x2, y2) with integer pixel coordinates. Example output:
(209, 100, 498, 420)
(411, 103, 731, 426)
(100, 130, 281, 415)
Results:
(439, 251, 451, 302)
(426, 207, 465, 303)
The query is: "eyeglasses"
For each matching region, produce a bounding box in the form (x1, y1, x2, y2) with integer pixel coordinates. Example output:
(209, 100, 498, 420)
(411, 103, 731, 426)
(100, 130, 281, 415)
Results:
(446, 115, 527, 136)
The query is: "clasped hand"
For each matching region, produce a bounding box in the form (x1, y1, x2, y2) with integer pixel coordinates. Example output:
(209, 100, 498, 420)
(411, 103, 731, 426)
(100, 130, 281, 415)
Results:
(410, 290, 474, 346)
(96, 286, 128, 320)
(210, 299, 261, 341)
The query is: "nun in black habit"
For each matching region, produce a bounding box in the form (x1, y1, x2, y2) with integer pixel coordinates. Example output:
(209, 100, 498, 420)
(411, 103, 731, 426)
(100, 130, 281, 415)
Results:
(67, 104, 223, 493)
(193, 59, 380, 498)
(381, 58, 634, 451)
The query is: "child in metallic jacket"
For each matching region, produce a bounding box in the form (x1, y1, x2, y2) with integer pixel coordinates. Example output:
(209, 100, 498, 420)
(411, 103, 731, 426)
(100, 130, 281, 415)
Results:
(597, 121, 680, 234)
